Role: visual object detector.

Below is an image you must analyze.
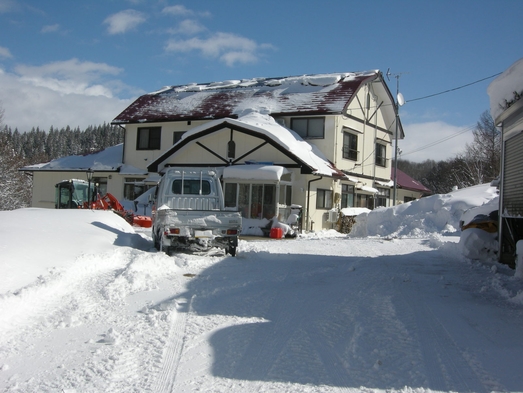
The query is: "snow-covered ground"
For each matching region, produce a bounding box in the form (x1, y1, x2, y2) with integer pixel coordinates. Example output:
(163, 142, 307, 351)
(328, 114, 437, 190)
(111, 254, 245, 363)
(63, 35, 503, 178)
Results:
(1, 185, 523, 393)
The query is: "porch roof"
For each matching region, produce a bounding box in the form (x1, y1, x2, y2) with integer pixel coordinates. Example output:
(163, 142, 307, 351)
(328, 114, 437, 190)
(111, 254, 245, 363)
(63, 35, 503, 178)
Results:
(222, 165, 290, 181)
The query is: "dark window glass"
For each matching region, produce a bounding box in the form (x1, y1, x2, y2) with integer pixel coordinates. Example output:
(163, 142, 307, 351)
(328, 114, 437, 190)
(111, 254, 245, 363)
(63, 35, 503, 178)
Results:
(343, 133, 358, 160)
(290, 117, 325, 139)
(137, 127, 161, 150)
(173, 131, 185, 144)
(316, 189, 333, 209)
(341, 184, 354, 208)
(171, 179, 211, 195)
(375, 143, 386, 167)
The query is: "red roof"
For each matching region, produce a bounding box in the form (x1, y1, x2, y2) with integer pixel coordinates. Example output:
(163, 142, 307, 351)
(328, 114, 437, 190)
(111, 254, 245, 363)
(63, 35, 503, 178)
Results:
(112, 72, 381, 124)
(392, 168, 431, 194)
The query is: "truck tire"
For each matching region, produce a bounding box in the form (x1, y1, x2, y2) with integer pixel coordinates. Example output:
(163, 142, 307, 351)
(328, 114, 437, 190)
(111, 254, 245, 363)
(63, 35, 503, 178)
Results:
(226, 237, 238, 257)
(152, 231, 161, 251)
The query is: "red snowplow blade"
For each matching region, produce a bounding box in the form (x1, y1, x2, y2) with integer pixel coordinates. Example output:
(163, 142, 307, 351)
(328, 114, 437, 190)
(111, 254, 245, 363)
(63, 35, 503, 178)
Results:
(133, 215, 152, 228)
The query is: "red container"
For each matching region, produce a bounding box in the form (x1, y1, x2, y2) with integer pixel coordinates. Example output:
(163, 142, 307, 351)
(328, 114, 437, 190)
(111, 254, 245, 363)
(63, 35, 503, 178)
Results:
(270, 227, 284, 239)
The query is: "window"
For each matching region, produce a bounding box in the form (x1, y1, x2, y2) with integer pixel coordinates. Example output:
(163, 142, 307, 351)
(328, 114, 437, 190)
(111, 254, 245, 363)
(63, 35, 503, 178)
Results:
(316, 189, 333, 209)
(341, 184, 354, 208)
(375, 143, 387, 167)
(228, 183, 281, 219)
(404, 196, 416, 203)
(137, 127, 161, 150)
(224, 183, 238, 208)
(93, 177, 108, 196)
(343, 132, 358, 161)
(171, 179, 211, 195)
(376, 187, 390, 208)
(173, 131, 185, 144)
(124, 178, 148, 200)
(279, 184, 292, 206)
(290, 117, 325, 139)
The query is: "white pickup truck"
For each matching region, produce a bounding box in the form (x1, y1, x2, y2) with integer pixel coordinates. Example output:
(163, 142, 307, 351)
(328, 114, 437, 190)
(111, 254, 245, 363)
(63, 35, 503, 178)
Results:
(151, 167, 242, 256)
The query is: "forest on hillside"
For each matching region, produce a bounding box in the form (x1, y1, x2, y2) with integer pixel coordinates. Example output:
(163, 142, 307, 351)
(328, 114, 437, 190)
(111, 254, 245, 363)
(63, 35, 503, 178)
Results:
(0, 121, 123, 210)
(0, 110, 499, 211)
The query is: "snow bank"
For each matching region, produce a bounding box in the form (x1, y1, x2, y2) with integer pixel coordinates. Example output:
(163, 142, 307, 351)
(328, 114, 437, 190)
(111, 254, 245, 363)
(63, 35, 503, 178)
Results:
(0, 208, 150, 294)
(350, 183, 498, 239)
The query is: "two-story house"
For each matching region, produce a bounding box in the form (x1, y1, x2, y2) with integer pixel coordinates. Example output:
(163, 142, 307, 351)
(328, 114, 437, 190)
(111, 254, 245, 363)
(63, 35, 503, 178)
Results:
(22, 70, 404, 231)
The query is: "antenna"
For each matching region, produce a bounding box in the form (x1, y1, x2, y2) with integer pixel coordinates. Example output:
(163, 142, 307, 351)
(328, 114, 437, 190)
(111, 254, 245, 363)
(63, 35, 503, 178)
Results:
(397, 92, 405, 106)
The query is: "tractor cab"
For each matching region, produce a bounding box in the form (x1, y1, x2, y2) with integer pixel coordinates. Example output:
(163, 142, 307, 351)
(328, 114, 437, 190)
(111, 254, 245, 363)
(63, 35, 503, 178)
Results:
(55, 179, 95, 209)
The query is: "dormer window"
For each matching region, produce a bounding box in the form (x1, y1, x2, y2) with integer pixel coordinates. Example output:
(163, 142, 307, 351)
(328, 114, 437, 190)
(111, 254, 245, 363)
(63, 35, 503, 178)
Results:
(290, 117, 324, 139)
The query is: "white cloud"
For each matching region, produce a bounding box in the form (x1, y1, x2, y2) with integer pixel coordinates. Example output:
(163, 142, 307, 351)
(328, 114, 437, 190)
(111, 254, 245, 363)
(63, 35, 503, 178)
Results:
(103, 9, 146, 35)
(170, 19, 206, 35)
(400, 121, 474, 162)
(162, 5, 193, 16)
(0, 45, 13, 58)
(165, 32, 268, 66)
(0, 59, 138, 131)
(14, 58, 123, 96)
(0, 0, 18, 13)
(41, 24, 60, 33)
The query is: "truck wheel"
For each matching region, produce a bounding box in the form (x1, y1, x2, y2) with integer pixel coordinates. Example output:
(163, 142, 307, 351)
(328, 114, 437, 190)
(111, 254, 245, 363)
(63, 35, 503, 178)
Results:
(152, 231, 161, 251)
(226, 237, 238, 257)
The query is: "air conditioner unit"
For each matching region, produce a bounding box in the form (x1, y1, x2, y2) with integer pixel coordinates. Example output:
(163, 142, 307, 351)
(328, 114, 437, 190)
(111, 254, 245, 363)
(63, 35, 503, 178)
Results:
(328, 210, 338, 223)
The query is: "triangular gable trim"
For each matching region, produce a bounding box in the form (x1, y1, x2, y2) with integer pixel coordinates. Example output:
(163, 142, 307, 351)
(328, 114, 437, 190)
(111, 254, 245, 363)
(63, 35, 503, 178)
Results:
(148, 119, 318, 174)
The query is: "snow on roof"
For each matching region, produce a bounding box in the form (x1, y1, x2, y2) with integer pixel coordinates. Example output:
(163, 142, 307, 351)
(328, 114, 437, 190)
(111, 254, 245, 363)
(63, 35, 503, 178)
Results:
(341, 207, 371, 216)
(222, 164, 290, 181)
(488, 58, 523, 121)
(112, 71, 380, 124)
(153, 111, 344, 178)
(20, 144, 125, 172)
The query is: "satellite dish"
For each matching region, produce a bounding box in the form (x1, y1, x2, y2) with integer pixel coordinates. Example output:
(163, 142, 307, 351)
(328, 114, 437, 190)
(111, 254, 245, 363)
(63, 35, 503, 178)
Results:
(397, 92, 405, 106)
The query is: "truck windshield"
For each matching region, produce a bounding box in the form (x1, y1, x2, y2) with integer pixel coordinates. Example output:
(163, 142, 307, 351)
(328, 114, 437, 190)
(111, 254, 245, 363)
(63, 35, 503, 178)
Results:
(171, 179, 211, 195)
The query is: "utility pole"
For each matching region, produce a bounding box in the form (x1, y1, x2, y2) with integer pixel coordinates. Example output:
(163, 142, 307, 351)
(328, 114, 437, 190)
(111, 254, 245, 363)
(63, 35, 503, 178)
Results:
(386, 70, 405, 206)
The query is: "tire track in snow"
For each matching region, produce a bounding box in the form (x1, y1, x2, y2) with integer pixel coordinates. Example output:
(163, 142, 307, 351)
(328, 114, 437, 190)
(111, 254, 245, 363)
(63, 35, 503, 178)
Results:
(392, 253, 500, 393)
(225, 258, 367, 388)
(150, 296, 192, 393)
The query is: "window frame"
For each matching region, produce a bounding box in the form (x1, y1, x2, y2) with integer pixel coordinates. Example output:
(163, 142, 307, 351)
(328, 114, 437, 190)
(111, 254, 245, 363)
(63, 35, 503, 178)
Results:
(341, 184, 355, 208)
(316, 188, 333, 209)
(342, 132, 358, 161)
(290, 117, 325, 139)
(375, 143, 387, 167)
(137, 127, 161, 150)
(376, 187, 390, 208)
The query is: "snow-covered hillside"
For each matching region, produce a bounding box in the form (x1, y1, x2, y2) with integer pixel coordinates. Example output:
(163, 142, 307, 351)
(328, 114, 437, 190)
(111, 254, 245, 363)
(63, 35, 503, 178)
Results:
(1, 185, 523, 393)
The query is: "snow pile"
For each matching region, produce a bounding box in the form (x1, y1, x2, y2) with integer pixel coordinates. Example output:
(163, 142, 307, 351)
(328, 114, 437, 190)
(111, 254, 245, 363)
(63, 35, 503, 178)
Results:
(350, 183, 498, 239)
(0, 208, 150, 293)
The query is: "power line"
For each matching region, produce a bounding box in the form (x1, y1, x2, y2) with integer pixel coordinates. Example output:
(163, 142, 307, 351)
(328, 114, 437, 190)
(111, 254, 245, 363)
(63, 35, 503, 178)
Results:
(401, 124, 475, 157)
(406, 72, 502, 103)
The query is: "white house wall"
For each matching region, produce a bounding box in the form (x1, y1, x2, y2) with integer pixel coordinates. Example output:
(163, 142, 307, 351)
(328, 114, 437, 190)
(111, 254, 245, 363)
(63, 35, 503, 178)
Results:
(123, 120, 207, 171)
(160, 127, 302, 168)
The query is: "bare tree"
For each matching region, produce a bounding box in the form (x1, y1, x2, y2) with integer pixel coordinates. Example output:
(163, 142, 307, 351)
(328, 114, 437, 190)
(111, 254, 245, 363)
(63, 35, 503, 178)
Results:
(0, 104, 32, 210)
(459, 110, 501, 184)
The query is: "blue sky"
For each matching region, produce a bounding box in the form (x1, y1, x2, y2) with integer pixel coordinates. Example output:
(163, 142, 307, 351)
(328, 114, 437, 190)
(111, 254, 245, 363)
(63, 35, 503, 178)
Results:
(0, 0, 521, 162)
